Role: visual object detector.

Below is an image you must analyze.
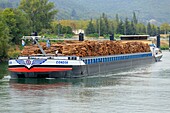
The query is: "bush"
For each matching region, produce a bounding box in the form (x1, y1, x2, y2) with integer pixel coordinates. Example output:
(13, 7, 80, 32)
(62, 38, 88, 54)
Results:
(64, 34, 73, 38)
(161, 45, 169, 50)
(86, 33, 99, 38)
(7, 47, 20, 58)
(103, 34, 110, 39)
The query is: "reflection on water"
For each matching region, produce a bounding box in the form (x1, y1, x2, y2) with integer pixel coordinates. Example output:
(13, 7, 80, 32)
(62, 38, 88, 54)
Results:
(9, 76, 123, 90)
(0, 51, 170, 113)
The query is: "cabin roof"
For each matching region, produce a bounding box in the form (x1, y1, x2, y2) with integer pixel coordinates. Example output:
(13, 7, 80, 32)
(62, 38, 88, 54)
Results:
(120, 35, 149, 40)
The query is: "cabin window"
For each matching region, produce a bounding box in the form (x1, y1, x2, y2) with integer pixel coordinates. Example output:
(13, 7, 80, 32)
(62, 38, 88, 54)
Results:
(85, 59, 87, 64)
(72, 57, 77, 60)
(88, 59, 90, 64)
(118, 56, 120, 60)
(106, 58, 108, 62)
(97, 58, 100, 63)
(117, 57, 119, 60)
(93, 59, 95, 63)
(96, 59, 98, 63)
(105, 58, 107, 62)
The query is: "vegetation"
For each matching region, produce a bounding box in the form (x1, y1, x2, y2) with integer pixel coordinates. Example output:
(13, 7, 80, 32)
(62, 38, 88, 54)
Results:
(0, 0, 170, 60)
(2, 0, 170, 23)
(0, 0, 58, 59)
(19, 0, 58, 32)
(0, 10, 10, 59)
(85, 13, 170, 38)
(161, 45, 169, 50)
(49, 0, 170, 23)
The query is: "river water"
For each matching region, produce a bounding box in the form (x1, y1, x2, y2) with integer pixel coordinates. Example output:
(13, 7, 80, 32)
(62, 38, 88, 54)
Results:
(0, 51, 170, 113)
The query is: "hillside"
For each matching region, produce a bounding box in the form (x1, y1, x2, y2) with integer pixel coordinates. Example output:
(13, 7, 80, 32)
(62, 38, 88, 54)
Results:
(0, 0, 20, 8)
(51, 0, 170, 24)
(1, 0, 170, 24)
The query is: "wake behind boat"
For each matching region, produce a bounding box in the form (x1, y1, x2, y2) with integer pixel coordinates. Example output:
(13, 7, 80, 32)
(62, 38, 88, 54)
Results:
(8, 35, 162, 78)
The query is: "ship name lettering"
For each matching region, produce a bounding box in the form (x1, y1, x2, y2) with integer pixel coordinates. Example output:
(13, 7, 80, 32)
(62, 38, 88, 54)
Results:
(56, 61, 68, 64)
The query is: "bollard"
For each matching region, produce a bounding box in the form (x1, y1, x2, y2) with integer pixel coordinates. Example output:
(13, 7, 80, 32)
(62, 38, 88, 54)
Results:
(157, 34, 160, 48)
(110, 34, 114, 41)
(79, 33, 84, 41)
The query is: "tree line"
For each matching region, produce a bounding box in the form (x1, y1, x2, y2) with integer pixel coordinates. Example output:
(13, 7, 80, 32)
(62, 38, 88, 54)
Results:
(0, 0, 57, 59)
(85, 12, 170, 37)
(0, 0, 170, 59)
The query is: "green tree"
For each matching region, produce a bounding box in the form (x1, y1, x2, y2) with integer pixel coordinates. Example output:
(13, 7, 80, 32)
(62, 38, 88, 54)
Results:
(115, 14, 119, 34)
(85, 18, 95, 35)
(0, 11, 10, 58)
(151, 25, 158, 36)
(160, 23, 170, 34)
(61, 26, 73, 34)
(99, 16, 104, 36)
(147, 22, 152, 35)
(96, 19, 100, 35)
(103, 13, 109, 34)
(19, 0, 57, 32)
(124, 17, 131, 35)
(130, 20, 136, 35)
(157, 27, 160, 35)
(132, 12, 138, 24)
(109, 22, 114, 34)
(98, 13, 110, 36)
(136, 23, 146, 35)
(117, 19, 124, 34)
(2, 8, 29, 44)
(115, 14, 119, 24)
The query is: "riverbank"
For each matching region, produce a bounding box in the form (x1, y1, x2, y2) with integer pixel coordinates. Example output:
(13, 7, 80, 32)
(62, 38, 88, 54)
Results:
(0, 62, 8, 79)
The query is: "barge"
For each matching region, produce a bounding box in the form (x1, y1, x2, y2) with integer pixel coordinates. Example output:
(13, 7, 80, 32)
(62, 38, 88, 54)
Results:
(8, 35, 162, 78)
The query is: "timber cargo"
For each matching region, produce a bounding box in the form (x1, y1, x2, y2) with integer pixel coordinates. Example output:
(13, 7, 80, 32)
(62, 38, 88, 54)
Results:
(20, 40, 151, 57)
(8, 35, 162, 78)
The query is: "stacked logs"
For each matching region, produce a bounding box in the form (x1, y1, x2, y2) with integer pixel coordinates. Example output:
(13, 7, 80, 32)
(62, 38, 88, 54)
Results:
(20, 41, 151, 57)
